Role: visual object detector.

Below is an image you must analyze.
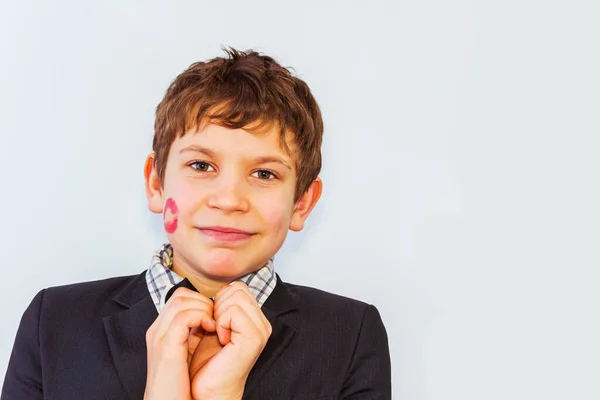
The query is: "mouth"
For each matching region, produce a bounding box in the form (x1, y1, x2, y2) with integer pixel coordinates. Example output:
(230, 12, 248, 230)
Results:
(197, 226, 255, 242)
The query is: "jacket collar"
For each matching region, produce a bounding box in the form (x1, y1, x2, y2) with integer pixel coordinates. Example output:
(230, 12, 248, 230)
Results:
(103, 272, 299, 400)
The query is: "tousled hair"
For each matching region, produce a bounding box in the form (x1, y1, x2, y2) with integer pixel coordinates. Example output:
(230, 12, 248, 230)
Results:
(153, 47, 323, 201)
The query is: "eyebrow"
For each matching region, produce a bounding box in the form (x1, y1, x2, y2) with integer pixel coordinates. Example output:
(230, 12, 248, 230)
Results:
(179, 145, 217, 157)
(179, 145, 293, 170)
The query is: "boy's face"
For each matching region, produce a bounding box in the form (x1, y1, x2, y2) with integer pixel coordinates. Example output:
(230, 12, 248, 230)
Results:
(144, 123, 321, 281)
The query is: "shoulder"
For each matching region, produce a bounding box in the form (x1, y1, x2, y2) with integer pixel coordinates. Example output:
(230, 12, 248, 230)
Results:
(278, 280, 383, 329)
(39, 272, 146, 314)
(44, 272, 142, 298)
(286, 281, 370, 311)
(279, 286, 392, 396)
(13, 272, 147, 346)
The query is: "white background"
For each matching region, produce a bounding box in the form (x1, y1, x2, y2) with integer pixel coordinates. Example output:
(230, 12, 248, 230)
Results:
(1, 1, 599, 398)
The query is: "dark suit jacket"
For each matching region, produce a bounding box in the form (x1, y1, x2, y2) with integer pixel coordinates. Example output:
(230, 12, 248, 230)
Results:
(2, 272, 391, 399)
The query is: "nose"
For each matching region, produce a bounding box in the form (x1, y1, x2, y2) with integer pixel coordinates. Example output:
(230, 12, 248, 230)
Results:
(206, 171, 250, 213)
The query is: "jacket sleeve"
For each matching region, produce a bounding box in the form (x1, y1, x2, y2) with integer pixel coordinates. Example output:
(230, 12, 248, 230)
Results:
(341, 304, 392, 399)
(1, 290, 45, 399)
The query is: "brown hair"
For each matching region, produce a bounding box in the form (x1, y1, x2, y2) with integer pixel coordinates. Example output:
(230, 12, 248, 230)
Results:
(153, 47, 323, 202)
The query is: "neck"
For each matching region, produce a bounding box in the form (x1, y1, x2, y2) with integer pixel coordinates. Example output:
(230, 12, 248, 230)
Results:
(170, 256, 234, 299)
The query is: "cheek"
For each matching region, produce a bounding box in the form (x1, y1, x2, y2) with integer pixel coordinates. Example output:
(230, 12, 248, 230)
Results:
(163, 197, 179, 234)
(254, 188, 296, 232)
(259, 200, 292, 234)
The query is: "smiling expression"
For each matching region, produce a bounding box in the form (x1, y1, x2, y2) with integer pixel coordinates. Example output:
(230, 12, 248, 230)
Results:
(147, 123, 316, 282)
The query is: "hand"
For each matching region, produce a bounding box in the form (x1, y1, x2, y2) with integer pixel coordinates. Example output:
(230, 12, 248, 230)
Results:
(190, 282, 273, 400)
(144, 288, 216, 400)
(188, 331, 222, 375)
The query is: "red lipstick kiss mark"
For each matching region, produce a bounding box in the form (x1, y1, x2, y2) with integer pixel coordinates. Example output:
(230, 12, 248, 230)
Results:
(163, 198, 179, 234)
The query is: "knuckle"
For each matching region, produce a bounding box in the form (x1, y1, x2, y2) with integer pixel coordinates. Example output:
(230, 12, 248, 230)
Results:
(146, 321, 158, 337)
(172, 311, 188, 326)
(232, 290, 247, 302)
(220, 304, 237, 316)
(230, 304, 243, 314)
(170, 295, 186, 307)
(175, 287, 193, 296)
(266, 321, 273, 336)
(231, 281, 246, 289)
(236, 290, 254, 304)
(198, 310, 211, 322)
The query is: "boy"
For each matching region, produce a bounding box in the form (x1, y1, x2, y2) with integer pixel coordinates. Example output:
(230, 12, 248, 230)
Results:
(2, 48, 391, 399)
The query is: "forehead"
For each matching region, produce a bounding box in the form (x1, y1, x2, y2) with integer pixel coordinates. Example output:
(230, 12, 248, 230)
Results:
(174, 122, 296, 157)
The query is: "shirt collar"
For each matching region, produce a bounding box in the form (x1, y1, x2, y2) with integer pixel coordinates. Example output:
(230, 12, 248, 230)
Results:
(145, 243, 277, 313)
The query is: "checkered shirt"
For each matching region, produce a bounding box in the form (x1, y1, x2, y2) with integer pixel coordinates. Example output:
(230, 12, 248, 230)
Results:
(145, 243, 277, 313)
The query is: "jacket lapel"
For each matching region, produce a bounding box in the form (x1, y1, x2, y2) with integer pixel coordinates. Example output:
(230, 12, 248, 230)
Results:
(243, 276, 299, 397)
(103, 272, 157, 400)
(101, 272, 299, 399)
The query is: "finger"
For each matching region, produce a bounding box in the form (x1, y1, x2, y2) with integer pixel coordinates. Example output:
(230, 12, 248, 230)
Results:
(224, 284, 271, 336)
(214, 288, 256, 321)
(189, 332, 222, 377)
(162, 287, 213, 313)
(167, 287, 214, 308)
(188, 326, 205, 354)
(155, 296, 215, 338)
(215, 303, 271, 348)
(215, 304, 251, 346)
(158, 295, 214, 334)
(216, 319, 231, 346)
(164, 308, 216, 346)
(214, 288, 270, 335)
(214, 281, 253, 305)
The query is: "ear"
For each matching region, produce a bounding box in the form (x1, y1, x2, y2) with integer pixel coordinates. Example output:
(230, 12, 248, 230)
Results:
(289, 177, 323, 232)
(144, 153, 164, 214)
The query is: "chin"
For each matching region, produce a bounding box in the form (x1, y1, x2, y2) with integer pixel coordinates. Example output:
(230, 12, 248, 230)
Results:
(199, 251, 248, 279)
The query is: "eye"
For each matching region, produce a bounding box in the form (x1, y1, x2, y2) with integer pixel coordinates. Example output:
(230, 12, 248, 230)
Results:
(253, 170, 277, 180)
(188, 161, 215, 172)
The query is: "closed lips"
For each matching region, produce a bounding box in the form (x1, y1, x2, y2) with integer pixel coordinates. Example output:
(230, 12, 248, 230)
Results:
(199, 226, 254, 234)
(197, 226, 255, 241)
